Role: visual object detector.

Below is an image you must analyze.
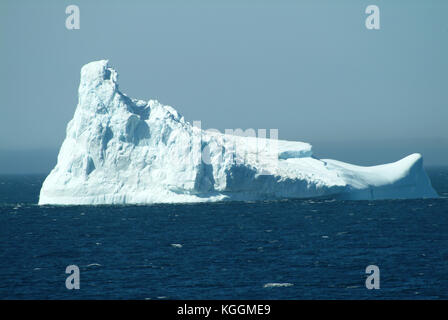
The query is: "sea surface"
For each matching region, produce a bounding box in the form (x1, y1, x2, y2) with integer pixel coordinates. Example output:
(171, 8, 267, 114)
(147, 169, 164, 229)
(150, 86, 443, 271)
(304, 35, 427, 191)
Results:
(0, 168, 447, 299)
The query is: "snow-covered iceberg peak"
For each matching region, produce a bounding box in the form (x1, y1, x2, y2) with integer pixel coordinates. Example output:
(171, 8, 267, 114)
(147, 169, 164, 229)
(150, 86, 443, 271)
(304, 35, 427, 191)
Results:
(38, 60, 438, 205)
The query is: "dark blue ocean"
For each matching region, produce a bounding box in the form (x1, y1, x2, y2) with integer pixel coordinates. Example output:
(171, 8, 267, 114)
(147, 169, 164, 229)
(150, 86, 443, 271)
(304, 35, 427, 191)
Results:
(1, 168, 447, 300)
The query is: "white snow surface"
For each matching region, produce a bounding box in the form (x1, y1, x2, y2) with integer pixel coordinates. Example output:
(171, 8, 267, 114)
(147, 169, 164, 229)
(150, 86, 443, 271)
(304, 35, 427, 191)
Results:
(39, 60, 438, 205)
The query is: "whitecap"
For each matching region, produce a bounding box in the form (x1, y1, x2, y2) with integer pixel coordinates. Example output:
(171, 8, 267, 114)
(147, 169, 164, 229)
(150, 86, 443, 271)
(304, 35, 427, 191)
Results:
(263, 283, 294, 288)
(86, 263, 102, 267)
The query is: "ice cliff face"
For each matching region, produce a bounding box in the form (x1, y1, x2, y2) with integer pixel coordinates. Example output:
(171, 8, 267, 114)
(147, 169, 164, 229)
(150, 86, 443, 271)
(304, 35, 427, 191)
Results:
(39, 60, 438, 205)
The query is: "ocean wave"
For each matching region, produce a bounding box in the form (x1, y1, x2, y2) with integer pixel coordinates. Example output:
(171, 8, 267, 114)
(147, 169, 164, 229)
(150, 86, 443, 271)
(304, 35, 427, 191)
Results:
(263, 283, 294, 288)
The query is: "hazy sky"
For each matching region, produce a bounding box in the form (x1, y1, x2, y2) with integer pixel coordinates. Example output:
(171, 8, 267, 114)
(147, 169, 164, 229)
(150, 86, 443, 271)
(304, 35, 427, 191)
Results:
(0, 0, 447, 173)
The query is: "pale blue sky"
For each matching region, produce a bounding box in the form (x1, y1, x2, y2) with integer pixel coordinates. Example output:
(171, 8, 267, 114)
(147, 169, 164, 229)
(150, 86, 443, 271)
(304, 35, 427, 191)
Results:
(0, 0, 447, 173)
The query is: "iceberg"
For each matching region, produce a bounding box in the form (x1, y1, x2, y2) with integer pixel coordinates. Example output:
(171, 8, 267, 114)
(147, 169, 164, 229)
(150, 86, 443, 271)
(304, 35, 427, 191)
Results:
(38, 60, 438, 205)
